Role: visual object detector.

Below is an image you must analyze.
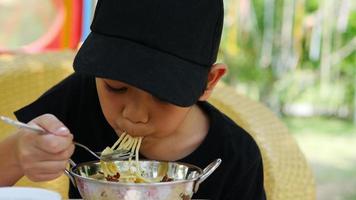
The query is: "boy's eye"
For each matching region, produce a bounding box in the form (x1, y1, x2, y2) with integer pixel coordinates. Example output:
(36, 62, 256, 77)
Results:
(105, 84, 128, 93)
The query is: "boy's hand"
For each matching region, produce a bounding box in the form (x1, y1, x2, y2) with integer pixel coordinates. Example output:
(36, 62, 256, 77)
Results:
(15, 114, 75, 182)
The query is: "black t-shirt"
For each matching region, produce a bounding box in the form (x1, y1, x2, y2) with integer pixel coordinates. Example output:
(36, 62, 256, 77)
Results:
(15, 73, 266, 200)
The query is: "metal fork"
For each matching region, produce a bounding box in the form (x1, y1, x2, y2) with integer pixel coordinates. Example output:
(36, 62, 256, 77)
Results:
(0, 116, 132, 161)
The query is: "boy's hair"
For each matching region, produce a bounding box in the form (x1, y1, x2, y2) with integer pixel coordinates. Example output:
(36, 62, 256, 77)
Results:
(74, 0, 224, 107)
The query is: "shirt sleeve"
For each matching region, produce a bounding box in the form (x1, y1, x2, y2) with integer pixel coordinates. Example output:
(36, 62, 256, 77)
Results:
(14, 74, 75, 123)
(14, 96, 56, 123)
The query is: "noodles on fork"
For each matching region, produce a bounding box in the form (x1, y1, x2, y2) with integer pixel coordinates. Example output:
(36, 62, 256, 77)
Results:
(100, 132, 149, 182)
(98, 132, 171, 183)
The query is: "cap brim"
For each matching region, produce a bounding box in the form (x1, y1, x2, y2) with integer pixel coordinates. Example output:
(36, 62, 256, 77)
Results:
(73, 32, 209, 107)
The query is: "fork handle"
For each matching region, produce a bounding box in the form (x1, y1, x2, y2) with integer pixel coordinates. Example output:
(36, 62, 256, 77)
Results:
(0, 116, 44, 133)
(73, 142, 100, 159)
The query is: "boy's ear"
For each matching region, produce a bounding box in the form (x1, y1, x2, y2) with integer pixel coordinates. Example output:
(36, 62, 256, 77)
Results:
(199, 63, 227, 101)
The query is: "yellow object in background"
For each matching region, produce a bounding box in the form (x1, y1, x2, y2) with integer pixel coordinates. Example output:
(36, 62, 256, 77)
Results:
(0, 51, 75, 199)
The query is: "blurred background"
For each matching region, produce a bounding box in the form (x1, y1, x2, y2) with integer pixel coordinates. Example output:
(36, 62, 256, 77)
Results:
(0, 0, 355, 199)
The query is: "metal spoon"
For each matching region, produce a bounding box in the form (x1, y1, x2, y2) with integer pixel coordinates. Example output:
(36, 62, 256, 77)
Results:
(0, 116, 132, 161)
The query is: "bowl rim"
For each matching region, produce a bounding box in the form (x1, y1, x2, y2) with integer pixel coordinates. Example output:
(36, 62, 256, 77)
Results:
(69, 159, 204, 186)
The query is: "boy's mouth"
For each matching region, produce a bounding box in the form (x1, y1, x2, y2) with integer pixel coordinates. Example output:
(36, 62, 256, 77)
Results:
(114, 126, 151, 137)
(113, 118, 155, 137)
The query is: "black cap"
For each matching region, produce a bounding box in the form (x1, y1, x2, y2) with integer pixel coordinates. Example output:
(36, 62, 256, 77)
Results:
(74, 0, 224, 107)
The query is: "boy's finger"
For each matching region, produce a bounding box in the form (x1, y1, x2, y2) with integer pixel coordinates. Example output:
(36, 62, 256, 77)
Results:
(27, 172, 64, 182)
(30, 142, 75, 161)
(30, 114, 70, 136)
(45, 143, 75, 161)
(35, 134, 74, 154)
(27, 160, 69, 174)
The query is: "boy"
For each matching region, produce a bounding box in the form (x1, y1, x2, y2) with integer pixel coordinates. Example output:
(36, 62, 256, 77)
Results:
(0, 0, 266, 199)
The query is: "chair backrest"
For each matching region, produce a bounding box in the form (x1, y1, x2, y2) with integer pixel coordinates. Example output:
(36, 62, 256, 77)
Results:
(0, 51, 75, 199)
(209, 83, 316, 200)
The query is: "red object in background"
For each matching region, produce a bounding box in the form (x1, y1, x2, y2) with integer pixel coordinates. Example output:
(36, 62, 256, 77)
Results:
(22, 0, 65, 52)
(27, 0, 83, 52)
(42, 0, 65, 50)
(0, 0, 83, 54)
(69, 0, 83, 49)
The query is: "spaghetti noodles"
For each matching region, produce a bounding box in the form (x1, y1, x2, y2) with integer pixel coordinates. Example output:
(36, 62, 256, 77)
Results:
(98, 132, 171, 183)
(99, 132, 148, 182)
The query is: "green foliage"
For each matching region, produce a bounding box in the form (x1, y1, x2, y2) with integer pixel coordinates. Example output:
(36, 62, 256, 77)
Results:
(305, 0, 319, 13)
(340, 54, 356, 106)
(251, 0, 264, 31)
(283, 116, 356, 136)
(345, 11, 356, 40)
(345, 194, 356, 200)
(223, 51, 262, 83)
(286, 116, 356, 199)
(221, 0, 356, 121)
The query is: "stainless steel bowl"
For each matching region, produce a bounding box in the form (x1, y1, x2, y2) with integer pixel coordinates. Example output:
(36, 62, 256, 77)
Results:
(65, 159, 221, 200)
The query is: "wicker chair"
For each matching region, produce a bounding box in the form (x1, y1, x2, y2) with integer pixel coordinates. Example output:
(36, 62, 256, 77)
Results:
(209, 83, 316, 200)
(0, 51, 75, 199)
(0, 51, 316, 200)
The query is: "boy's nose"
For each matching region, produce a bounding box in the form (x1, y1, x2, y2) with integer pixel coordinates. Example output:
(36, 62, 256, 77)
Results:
(122, 97, 149, 124)
(122, 106, 149, 124)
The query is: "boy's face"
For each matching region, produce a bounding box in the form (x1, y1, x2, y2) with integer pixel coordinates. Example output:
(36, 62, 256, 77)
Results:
(95, 78, 193, 139)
